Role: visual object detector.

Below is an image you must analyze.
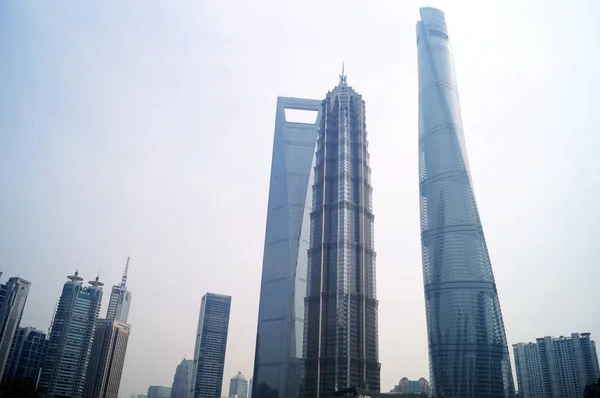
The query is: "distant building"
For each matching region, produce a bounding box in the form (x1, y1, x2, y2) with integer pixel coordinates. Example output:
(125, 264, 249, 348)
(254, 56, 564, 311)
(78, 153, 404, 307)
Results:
(390, 377, 430, 395)
(38, 272, 104, 397)
(170, 358, 193, 398)
(84, 258, 133, 398)
(229, 371, 249, 398)
(83, 319, 131, 398)
(106, 257, 132, 323)
(190, 293, 231, 398)
(0, 275, 31, 380)
(1, 326, 47, 395)
(513, 332, 600, 398)
(147, 385, 172, 398)
(248, 378, 252, 398)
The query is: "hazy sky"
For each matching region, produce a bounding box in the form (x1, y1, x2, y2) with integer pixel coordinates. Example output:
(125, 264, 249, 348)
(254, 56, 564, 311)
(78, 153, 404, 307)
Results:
(1, 0, 599, 396)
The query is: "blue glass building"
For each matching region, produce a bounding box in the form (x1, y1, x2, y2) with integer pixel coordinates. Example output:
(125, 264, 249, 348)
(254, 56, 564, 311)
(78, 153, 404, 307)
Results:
(252, 97, 322, 398)
(1, 326, 47, 395)
(38, 272, 103, 397)
(190, 292, 231, 398)
(416, 7, 515, 398)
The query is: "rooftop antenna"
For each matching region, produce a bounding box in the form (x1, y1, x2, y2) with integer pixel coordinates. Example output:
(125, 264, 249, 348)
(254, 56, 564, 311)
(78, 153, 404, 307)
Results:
(89, 275, 104, 288)
(120, 256, 130, 288)
(339, 61, 347, 86)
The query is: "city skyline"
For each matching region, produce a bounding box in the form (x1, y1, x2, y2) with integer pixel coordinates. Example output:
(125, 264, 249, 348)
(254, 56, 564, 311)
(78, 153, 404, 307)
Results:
(1, 1, 599, 397)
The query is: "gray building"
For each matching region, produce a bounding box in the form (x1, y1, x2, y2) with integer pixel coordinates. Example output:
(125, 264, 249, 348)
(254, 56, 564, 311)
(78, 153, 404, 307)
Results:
(106, 257, 132, 322)
(84, 259, 133, 398)
(83, 319, 131, 398)
(303, 70, 380, 397)
(416, 7, 514, 397)
(0, 275, 31, 380)
(513, 333, 600, 398)
(252, 96, 322, 398)
(147, 385, 171, 398)
(39, 272, 103, 397)
(170, 358, 193, 398)
(190, 293, 231, 398)
(229, 371, 248, 398)
(1, 326, 47, 396)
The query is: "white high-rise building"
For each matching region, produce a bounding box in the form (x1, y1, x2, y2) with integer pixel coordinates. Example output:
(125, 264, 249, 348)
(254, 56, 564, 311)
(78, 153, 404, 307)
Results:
(106, 257, 132, 322)
(228, 371, 248, 398)
(513, 332, 600, 398)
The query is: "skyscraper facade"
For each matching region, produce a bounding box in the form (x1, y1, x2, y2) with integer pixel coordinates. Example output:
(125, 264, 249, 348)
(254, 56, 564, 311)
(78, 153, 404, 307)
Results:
(83, 319, 131, 398)
(147, 385, 171, 398)
(190, 293, 231, 398)
(0, 276, 31, 380)
(416, 7, 514, 397)
(170, 358, 193, 398)
(229, 371, 249, 398)
(106, 257, 132, 322)
(303, 72, 380, 398)
(252, 96, 322, 398)
(84, 259, 133, 398)
(1, 326, 47, 395)
(39, 272, 103, 397)
(513, 333, 600, 398)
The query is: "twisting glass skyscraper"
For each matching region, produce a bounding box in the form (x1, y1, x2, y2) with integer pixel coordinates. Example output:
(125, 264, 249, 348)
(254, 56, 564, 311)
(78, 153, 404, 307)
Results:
(416, 7, 514, 398)
(303, 71, 379, 398)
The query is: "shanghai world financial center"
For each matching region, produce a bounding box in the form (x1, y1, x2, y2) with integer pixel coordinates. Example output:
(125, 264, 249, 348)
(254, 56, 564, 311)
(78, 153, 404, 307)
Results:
(252, 7, 513, 398)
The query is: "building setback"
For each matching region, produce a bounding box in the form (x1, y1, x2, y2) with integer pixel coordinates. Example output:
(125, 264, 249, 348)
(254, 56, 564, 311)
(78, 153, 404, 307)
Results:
(190, 293, 231, 398)
(303, 70, 380, 398)
(416, 7, 514, 397)
(83, 319, 131, 398)
(252, 96, 322, 398)
(38, 272, 103, 397)
(0, 275, 31, 380)
(1, 326, 47, 396)
(513, 333, 600, 398)
(170, 358, 193, 398)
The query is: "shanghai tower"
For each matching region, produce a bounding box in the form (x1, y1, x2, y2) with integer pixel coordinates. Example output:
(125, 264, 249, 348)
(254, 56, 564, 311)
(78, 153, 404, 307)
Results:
(416, 7, 514, 398)
(303, 70, 380, 398)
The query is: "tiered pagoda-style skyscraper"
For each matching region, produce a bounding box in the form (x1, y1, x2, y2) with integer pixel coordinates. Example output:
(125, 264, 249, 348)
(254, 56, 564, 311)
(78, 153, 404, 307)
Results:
(303, 69, 380, 398)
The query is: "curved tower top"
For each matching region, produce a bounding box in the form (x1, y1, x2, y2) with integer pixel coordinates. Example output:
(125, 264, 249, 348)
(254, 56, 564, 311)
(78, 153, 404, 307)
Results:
(416, 7, 514, 398)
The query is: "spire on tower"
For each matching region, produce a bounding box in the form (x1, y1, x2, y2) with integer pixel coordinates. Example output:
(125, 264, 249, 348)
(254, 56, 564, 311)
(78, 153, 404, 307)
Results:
(339, 61, 347, 86)
(120, 256, 130, 288)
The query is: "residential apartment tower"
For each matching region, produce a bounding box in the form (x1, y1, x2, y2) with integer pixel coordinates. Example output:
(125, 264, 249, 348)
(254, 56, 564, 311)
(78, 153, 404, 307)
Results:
(513, 333, 600, 398)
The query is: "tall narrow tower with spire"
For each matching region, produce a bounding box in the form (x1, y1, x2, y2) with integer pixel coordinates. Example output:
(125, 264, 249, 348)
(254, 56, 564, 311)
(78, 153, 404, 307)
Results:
(302, 69, 380, 397)
(106, 257, 132, 322)
(83, 257, 134, 398)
